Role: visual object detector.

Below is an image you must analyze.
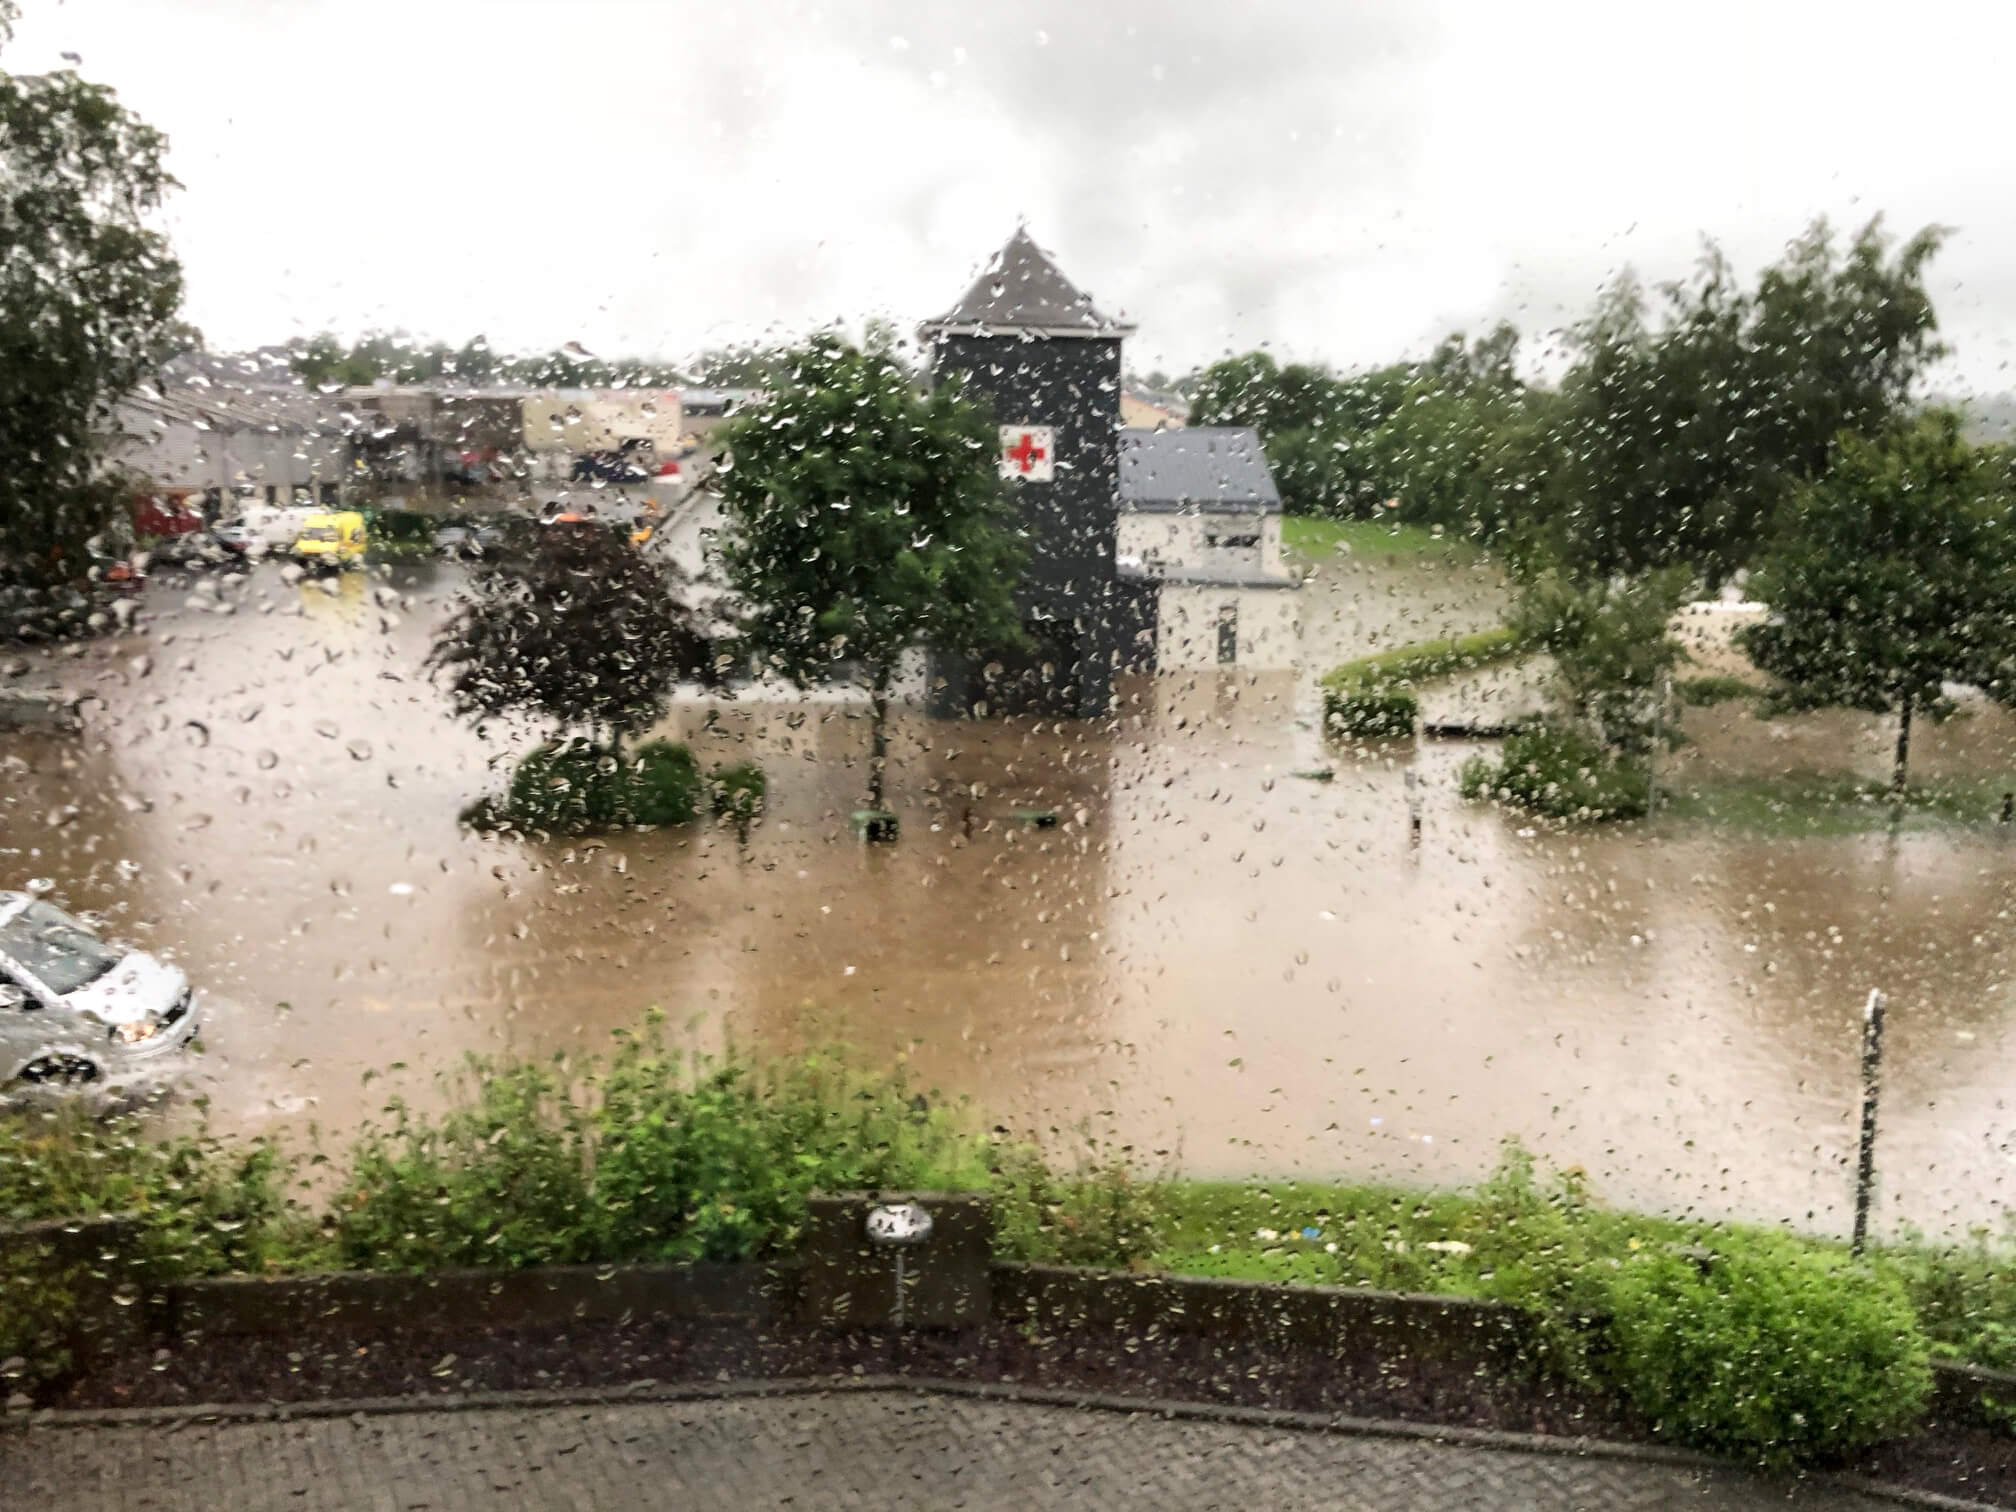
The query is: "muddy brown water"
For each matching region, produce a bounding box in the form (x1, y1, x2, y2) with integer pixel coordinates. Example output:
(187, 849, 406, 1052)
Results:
(4, 554, 2016, 1241)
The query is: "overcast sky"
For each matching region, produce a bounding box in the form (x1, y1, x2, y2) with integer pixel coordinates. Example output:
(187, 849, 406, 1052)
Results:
(13, 0, 2016, 388)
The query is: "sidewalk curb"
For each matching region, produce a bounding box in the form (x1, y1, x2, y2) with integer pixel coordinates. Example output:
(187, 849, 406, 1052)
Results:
(4, 1374, 1997, 1510)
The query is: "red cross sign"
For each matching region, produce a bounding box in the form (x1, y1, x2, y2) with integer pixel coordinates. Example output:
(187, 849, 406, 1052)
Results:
(999, 424, 1055, 482)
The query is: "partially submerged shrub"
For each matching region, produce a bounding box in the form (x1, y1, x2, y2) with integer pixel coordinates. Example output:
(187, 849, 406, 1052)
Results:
(480, 737, 705, 833)
(709, 760, 768, 822)
(1460, 719, 1648, 821)
(1324, 683, 1418, 740)
(1677, 673, 1759, 706)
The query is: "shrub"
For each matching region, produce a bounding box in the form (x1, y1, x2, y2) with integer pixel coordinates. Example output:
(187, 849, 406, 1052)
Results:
(628, 739, 704, 825)
(1324, 684, 1418, 740)
(990, 1144, 1164, 1269)
(328, 1060, 592, 1271)
(0, 1236, 80, 1387)
(1460, 719, 1648, 821)
(485, 738, 703, 833)
(708, 760, 767, 822)
(369, 506, 435, 543)
(1678, 674, 1759, 706)
(1603, 1234, 1931, 1465)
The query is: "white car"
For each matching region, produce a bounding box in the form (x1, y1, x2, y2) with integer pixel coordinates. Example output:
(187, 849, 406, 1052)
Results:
(0, 892, 198, 1086)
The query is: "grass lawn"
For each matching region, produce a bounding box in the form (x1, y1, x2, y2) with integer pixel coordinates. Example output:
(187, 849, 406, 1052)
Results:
(1659, 770, 2015, 836)
(1282, 515, 1477, 562)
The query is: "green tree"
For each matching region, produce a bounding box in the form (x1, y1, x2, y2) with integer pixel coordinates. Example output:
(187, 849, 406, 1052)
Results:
(1741, 413, 2016, 792)
(1511, 566, 1692, 754)
(428, 524, 715, 752)
(0, 15, 186, 586)
(716, 333, 1026, 807)
(1543, 217, 1947, 585)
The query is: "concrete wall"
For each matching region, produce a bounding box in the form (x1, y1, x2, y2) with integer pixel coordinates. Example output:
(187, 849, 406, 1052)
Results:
(1117, 512, 1285, 579)
(1155, 584, 1299, 671)
(521, 392, 684, 455)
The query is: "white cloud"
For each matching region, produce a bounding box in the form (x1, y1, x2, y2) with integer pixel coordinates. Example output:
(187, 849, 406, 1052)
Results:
(10, 0, 2015, 386)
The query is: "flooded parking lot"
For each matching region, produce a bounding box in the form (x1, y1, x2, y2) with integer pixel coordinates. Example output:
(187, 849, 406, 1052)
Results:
(5, 554, 2016, 1240)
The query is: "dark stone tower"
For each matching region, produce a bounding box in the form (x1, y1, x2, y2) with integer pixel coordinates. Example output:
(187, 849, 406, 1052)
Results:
(919, 228, 1152, 718)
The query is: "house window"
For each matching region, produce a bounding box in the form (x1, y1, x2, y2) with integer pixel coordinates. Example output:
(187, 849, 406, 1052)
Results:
(1216, 604, 1238, 664)
(1205, 532, 1260, 550)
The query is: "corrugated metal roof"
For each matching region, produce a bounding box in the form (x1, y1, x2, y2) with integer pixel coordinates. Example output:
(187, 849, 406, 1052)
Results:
(1117, 427, 1281, 513)
(921, 227, 1132, 338)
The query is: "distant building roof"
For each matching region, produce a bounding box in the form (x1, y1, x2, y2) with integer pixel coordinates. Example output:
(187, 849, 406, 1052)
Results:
(1117, 427, 1280, 514)
(920, 227, 1133, 340)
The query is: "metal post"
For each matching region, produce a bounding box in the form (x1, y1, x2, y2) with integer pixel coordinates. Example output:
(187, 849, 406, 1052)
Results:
(1851, 989, 1887, 1257)
(1647, 672, 1669, 818)
(1405, 768, 1422, 846)
(892, 1249, 906, 1328)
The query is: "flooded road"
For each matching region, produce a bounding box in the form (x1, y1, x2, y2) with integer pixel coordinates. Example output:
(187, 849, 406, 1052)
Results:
(5, 556, 2016, 1241)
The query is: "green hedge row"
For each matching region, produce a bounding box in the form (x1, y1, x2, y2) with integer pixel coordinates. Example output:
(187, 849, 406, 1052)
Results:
(463, 740, 767, 834)
(1320, 626, 1526, 741)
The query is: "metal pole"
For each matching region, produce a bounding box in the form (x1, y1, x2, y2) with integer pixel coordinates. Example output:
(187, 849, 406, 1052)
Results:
(1405, 768, 1422, 847)
(1647, 672, 1669, 818)
(892, 1249, 906, 1328)
(1851, 989, 1887, 1257)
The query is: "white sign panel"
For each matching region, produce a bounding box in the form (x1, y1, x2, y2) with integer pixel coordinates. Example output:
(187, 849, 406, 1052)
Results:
(999, 424, 1056, 482)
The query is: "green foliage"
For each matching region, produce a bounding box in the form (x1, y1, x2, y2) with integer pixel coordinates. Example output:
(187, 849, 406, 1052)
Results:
(717, 333, 1026, 689)
(1511, 567, 1690, 753)
(429, 525, 714, 747)
(1677, 674, 1758, 706)
(1460, 720, 1649, 821)
(367, 506, 434, 542)
(483, 737, 703, 833)
(1603, 1234, 1930, 1464)
(0, 1106, 299, 1276)
(0, 1235, 78, 1386)
(0, 39, 187, 588)
(1325, 685, 1418, 739)
(1885, 1229, 2016, 1374)
(708, 760, 767, 822)
(1320, 626, 1524, 694)
(1741, 413, 2016, 788)
(329, 1061, 592, 1271)
(1538, 217, 1948, 583)
(989, 1145, 1164, 1269)
(290, 330, 690, 391)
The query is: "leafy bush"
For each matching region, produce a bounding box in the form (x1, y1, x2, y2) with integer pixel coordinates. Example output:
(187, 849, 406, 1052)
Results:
(1603, 1234, 1931, 1465)
(328, 1060, 593, 1271)
(368, 507, 435, 543)
(990, 1145, 1164, 1269)
(0, 1107, 299, 1276)
(1677, 674, 1759, 706)
(1324, 684, 1417, 739)
(708, 760, 767, 822)
(0, 1236, 80, 1387)
(1460, 719, 1649, 821)
(482, 737, 703, 832)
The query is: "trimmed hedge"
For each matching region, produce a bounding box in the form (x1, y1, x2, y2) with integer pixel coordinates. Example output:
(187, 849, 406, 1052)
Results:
(1321, 627, 1525, 742)
(709, 760, 767, 822)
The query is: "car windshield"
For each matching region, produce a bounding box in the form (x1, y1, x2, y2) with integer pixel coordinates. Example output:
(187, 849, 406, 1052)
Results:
(297, 526, 337, 541)
(0, 901, 121, 996)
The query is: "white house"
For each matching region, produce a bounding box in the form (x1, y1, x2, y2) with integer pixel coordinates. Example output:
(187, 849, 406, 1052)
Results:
(1114, 426, 1300, 670)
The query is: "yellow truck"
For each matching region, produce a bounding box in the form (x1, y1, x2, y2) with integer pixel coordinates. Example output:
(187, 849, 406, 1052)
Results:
(289, 510, 367, 569)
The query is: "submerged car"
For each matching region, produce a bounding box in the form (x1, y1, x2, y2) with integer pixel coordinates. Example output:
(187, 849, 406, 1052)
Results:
(289, 510, 369, 570)
(0, 892, 197, 1085)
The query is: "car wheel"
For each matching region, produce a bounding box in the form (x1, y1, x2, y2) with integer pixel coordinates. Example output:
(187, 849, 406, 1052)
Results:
(19, 1054, 101, 1086)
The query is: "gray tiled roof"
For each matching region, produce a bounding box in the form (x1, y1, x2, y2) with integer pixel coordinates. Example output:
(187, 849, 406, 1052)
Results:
(1118, 427, 1281, 514)
(921, 227, 1132, 338)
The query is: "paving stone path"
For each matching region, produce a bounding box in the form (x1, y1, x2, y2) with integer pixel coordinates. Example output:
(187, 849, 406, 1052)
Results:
(2, 1389, 1902, 1510)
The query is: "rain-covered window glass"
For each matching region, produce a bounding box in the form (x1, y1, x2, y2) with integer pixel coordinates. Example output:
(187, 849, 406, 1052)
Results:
(6, 3, 2016, 1505)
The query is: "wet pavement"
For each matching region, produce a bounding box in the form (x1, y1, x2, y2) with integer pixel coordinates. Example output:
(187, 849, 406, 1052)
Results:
(0, 1389, 1898, 1511)
(4, 554, 2016, 1239)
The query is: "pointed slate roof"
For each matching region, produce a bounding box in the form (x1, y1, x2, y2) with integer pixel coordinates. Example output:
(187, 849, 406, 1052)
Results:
(920, 227, 1134, 340)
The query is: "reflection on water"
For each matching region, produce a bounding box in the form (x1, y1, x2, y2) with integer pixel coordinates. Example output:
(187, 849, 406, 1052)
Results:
(3, 560, 2016, 1241)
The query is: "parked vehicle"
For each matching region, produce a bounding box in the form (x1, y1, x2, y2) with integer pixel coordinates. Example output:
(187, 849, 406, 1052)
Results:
(0, 892, 197, 1086)
(289, 510, 368, 569)
(149, 528, 248, 570)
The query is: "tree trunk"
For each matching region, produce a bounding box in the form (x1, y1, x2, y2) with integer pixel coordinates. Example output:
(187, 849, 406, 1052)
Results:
(1892, 695, 1913, 796)
(868, 662, 892, 809)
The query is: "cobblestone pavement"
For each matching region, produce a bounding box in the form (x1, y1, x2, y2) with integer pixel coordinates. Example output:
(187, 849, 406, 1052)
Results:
(4, 1390, 1900, 1510)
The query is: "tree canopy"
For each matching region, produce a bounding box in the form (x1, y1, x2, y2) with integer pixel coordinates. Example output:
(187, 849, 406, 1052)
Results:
(715, 333, 1025, 803)
(1540, 217, 1947, 584)
(1740, 412, 2016, 789)
(428, 524, 715, 747)
(0, 23, 186, 585)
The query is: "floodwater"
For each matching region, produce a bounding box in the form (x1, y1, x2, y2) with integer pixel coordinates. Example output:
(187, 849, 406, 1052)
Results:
(5, 554, 2016, 1242)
